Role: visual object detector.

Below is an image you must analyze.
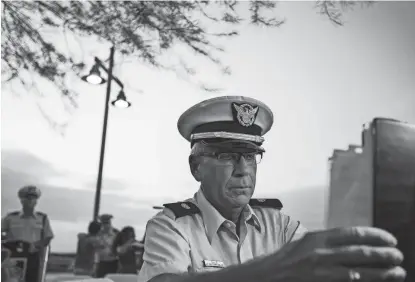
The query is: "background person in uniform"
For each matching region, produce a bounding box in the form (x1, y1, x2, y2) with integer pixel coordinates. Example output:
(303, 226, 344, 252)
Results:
(138, 96, 406, 282)
(95, 214, 119, 278)
(1, 185, 54, 282)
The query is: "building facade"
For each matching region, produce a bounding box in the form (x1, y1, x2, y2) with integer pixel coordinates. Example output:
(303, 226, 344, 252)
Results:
(326, 124, 373, 228)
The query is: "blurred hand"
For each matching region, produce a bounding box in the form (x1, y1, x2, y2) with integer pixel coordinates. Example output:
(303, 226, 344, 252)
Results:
(28, 243, 38, 253)
(131, 241, 144, 250)
(259, 227, 406, 282)
(28, 241, 44, 253)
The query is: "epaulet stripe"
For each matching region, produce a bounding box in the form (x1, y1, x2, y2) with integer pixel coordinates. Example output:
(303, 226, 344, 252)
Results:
(249, 198, 283, 210)
(163, 202, 200, 219)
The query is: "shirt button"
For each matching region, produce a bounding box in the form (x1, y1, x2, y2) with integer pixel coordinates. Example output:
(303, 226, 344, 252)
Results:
(225, 222, 232, 228)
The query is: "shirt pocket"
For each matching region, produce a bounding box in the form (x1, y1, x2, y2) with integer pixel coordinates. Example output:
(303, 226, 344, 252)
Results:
(9, 221, 25, 229)
(31, 221, 43, 231)
(29, 221, 44, 237)
(193, 266, 224, 273)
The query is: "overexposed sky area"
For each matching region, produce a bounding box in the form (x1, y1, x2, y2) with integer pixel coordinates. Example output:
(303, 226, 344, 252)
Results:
(1, 1, 415, 252)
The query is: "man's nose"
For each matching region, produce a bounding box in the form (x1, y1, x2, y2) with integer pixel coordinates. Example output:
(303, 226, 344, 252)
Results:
(233, 155, 250, 176)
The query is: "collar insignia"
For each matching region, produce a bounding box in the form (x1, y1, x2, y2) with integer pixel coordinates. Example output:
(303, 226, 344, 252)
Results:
(232, 103, 259, 127)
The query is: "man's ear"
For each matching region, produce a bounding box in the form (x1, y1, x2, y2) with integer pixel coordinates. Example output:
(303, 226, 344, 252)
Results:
(189, 155, 202, 182)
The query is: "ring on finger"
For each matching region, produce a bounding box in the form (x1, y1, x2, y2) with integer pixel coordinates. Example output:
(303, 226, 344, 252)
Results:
(349, 269, 361, 281)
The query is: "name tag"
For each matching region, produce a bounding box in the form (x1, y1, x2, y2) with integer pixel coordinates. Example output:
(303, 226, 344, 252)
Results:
(202, 260, 225, 268)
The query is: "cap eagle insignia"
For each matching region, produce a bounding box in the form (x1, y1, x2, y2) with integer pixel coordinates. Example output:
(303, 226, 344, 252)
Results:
(232, 103, 259, 127)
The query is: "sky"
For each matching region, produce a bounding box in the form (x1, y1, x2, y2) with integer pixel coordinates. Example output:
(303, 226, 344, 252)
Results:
(1, 1, 415, 252)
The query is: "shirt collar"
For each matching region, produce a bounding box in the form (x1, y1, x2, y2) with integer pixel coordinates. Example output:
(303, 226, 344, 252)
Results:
(19, 210, 37, 218)
(194, 188, 261, 244)
(244, 205, 262, 232)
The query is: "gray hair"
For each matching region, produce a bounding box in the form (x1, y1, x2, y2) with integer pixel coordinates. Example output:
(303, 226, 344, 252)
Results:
(190, 140, 211, 156)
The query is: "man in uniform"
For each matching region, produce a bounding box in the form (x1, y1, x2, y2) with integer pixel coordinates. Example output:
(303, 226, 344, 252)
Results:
(95, 214, 119, 277)
(138, 96, 406, 282)
(1, 185, 54, 282)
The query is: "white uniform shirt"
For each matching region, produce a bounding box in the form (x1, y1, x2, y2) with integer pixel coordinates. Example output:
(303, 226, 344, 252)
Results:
(138, 189, 307, 282)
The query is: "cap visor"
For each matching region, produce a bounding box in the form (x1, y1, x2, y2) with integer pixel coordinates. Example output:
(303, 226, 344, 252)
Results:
(203, 139, 265, 153)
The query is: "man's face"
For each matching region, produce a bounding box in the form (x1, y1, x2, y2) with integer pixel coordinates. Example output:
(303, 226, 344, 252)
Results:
(126, 230, 135, 240)
(102, 221, 112, 231)
(193, 146, 258, 210)
(20, 196, 37, 209)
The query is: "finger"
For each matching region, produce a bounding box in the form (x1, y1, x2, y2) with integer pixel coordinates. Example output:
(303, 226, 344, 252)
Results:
(316, 246, 404, 267)
(328, 266, 406, 282)
(323, 227, 398, 247)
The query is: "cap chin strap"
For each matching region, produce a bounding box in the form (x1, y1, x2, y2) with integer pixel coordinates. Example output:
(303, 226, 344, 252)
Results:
(191, 131, 264, 143)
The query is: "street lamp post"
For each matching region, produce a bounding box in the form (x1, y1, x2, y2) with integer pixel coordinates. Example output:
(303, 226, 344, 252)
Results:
(82, 46, 131, 221)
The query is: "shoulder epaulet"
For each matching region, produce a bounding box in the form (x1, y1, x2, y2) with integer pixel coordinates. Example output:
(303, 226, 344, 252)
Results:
(163, 202, 200, 219)
(35, 211, 46, 217)
(249, 199, 283, 210)
(7, 211, 19, 216)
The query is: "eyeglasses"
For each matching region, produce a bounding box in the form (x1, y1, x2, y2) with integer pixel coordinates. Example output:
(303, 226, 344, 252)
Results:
(196, 152, 263, 165)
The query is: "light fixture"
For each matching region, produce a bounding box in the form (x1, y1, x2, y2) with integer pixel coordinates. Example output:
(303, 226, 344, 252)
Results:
(111, 90, 131, 108)
(81, 64, 106, 85)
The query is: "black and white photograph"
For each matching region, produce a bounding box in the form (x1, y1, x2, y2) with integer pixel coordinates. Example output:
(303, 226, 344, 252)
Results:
(1, 1, 414, 282)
